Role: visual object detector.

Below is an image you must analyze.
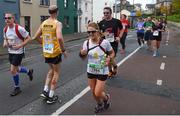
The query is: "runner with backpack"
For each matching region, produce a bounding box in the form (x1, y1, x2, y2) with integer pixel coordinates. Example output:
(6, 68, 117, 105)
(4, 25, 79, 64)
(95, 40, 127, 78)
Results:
(79, 22, 115, 113)
(3, 12, 34, 96)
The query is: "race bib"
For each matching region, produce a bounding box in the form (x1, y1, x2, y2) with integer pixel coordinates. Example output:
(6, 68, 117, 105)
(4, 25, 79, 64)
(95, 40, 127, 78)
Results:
(87, 63, 104, 74)
(105, 33, 115, 42)
(153, 31, 159, 36)
(43, 44, 54, 54)
(43, 34, 54, 53)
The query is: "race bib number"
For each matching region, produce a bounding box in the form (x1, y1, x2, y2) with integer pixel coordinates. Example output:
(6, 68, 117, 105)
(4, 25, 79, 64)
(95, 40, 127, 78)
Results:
(105, 34, 115, 42)
(43, 44, 54, 54)
(153, 31, 159, 36)
(87, 63, 104, 74)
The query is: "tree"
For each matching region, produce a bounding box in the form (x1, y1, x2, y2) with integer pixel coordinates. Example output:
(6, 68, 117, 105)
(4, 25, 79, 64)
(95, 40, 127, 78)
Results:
(172, 0, 180, 14)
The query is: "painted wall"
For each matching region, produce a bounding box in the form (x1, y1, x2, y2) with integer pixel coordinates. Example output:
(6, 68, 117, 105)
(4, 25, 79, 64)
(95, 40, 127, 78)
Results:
(19, 0, 57, 36)
(57, 0, 78, 34)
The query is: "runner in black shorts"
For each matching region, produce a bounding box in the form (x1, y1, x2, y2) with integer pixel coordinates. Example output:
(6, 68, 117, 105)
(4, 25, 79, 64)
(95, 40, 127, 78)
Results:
(3, 12, 34, 97)
(80, 22, 115, 113)
(98, 7, 123, 77)
(151, 19, 163, 57)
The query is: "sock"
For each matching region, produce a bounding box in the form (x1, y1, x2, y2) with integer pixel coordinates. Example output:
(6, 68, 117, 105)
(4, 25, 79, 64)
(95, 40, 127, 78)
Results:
(43, 85, 49, 92)
(19, 67, 29, 74)
(13, 74, 19, 87)
(49, 90, 54, 98)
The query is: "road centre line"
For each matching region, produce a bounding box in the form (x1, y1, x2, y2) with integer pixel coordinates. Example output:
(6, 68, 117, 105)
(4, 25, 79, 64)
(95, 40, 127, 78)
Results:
(160, 62, 165, 70)
(51, 46, 141, 115)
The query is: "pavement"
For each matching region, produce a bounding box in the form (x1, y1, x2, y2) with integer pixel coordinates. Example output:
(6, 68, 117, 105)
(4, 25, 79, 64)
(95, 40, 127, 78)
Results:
(58, 25, 180, 115)
(0, 32, 88, 56)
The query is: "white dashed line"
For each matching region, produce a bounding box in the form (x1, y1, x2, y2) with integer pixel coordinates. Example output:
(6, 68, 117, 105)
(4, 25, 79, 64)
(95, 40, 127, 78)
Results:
(51, 46, 141, 115)
(163, 56, 167, 58)
(160, 62, 165, 70)
(157, 80, 162, 86)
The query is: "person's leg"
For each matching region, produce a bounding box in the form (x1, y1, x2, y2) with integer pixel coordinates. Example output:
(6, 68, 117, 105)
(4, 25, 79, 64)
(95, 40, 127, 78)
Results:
(10, 64, 21, 96)
(49, 63, 60, 97)
(40, 64, 54, 98)
(120, 33, 127, 53)
(88, 78, 98, 102)
(94, 80, 106, 103)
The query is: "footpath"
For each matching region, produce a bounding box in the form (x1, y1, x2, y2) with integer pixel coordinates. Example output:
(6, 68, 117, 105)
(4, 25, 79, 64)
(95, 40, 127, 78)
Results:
(0, 32, 88, 56)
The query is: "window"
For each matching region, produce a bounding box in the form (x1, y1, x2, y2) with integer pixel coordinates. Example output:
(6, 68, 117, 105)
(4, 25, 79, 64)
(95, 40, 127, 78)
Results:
(64, 0, 69, 8)
(23, 0, 32, 3)
(85, 2, 88, 11)
(40, 16, 49, 23)
(40, 0, 50, 6)
(24, 0, 32, 2)
(64, 16, 69, 28)
(24, 16, 31, 35)
(74, 0, 77, 9)
(4, 0, 16, 2)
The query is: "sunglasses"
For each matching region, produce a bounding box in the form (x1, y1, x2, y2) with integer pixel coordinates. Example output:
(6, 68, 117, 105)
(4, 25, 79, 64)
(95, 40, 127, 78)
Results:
(103, 12, 110, 15)
(4, 17, 12, 20)
(87, 31, 97, 34)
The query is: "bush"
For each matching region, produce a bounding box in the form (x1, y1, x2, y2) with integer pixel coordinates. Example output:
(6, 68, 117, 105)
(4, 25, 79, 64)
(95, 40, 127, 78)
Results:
(167, 14, 180, 23)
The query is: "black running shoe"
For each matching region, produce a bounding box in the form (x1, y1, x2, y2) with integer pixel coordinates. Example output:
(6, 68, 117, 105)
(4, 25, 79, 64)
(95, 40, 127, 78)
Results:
(40, 91, 49, 99)
(27, 69, 33, 81)
(104, 94, 110, 110)
(46, 95, 59, 104)
(10, 87, 22, 96)
(94, 103, 104, 113)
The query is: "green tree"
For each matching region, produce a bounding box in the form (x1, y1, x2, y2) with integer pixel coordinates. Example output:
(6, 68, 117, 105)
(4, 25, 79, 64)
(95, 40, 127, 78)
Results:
(172, 0, 180, 14)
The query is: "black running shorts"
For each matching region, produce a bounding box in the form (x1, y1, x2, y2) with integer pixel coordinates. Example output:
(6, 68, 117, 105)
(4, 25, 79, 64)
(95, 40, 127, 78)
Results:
(9, 53, 24, 66)
(87, 73, 108, 81)
(45, 54, 62, 64)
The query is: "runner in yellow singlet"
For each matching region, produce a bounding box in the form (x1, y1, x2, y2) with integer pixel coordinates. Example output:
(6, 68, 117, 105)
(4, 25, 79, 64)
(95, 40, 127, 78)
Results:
(33, 5, 67, 104)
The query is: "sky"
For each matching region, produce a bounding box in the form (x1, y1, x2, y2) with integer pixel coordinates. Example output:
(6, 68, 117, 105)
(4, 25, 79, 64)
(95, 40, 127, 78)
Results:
(93, 0, 156, 22)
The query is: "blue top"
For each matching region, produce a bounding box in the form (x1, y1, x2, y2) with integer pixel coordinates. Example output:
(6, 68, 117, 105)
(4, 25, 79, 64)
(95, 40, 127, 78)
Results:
(135, 22, 145, 33)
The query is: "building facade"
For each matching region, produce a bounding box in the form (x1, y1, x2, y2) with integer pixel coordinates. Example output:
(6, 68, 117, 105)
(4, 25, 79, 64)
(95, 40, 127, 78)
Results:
(57, 0, 78, 34)
(0, 0, 20, 44)
(19, 0, 57, 36)
(78, 0, 93, 32)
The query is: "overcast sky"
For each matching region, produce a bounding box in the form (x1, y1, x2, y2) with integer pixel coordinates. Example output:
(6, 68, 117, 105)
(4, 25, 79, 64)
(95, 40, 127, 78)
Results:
(93, 0, 156, 22)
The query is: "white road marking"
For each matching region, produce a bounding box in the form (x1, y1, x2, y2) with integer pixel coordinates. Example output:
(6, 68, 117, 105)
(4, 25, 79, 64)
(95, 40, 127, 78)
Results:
(157, 80, 162, 86)
(163, 56, 167, 58)
(167, 30, 170, 41)
(51, 46, 141, 115)
(160, 62, 165, 70)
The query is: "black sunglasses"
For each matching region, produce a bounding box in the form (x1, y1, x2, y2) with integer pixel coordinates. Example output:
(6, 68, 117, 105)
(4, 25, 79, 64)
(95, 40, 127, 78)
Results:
(87, 31, 97, 34)
(4, 17, 12, 20)
(103, 12, 110, 14)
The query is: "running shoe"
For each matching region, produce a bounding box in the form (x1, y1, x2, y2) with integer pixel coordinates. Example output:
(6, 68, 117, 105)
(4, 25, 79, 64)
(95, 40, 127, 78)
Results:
(94, 103, 104, 113)
(120, 49, 125, 54)
(10, 87, 21, 96)
(40, 91, 49, 99)
(46, 95, 59, 104)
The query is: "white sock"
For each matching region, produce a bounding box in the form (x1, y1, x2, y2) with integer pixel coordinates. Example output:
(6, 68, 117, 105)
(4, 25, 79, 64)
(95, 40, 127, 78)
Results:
(43, 85, 49, 92)
(49, 90, 54, 98)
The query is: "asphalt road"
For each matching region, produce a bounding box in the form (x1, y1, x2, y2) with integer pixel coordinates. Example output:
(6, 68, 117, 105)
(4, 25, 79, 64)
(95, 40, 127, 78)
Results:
(1, 26, 179, 115)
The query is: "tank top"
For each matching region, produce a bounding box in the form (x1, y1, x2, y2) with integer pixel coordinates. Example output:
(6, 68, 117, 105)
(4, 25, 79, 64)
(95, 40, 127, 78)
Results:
(41, 19, 61, 58)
